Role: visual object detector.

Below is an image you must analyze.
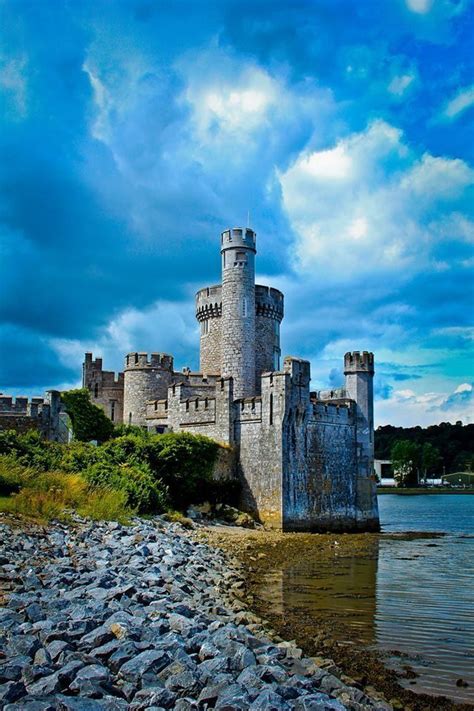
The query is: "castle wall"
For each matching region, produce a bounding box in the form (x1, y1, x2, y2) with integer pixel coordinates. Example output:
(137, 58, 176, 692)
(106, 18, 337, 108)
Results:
(83, 353, 124, 424)
(235, 377, 285, 528)
(0, 391, 67, 442)
(145, 378, 234, 445)
(282, 403, 359, 531)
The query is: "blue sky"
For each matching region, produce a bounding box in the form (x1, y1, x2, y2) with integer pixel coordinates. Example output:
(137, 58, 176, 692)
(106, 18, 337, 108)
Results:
(1, 0, 473, 427)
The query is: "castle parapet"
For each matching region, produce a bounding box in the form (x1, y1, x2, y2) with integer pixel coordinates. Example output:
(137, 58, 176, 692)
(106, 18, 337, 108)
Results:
(255, 285, 284, 321)
(125, 352, 174, 371)
(344, 351, 374, 374)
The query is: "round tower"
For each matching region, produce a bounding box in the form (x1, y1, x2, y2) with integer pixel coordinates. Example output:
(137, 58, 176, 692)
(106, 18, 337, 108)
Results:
(220, 227, 256, 398)
(196, 285, 222, 374)
(123, 352, 174, 427)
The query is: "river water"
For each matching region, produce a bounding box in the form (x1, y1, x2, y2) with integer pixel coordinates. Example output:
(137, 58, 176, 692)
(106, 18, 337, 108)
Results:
(259, 495, 474, 704)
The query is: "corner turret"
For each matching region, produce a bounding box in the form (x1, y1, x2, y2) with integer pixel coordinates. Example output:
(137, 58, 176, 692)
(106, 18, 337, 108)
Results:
(344, 351, 375, 478)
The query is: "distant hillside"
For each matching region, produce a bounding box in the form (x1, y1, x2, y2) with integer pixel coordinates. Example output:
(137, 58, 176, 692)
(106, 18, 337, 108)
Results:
(375, 421, 474, 474)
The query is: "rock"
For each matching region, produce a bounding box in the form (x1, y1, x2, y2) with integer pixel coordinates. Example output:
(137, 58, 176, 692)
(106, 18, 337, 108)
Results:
(0, 681, 26, 703)
(119, 650, 170, 683)
(69, 663, 111, 693)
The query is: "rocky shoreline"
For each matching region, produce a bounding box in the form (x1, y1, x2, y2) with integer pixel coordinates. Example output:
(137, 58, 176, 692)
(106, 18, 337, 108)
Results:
(0, 514, 392, 710)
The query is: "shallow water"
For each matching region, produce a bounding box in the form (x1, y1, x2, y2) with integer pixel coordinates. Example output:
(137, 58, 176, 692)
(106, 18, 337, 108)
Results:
(259, 495, 474, 704)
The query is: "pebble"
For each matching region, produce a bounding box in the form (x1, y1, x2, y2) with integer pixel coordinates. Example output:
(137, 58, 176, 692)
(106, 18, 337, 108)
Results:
(0, 514, 392, 710)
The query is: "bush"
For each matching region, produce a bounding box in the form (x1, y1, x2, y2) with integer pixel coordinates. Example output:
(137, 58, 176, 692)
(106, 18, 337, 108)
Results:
(0, 430, 63, 471)
(98, 435, 147, 466)
(84, 461, 168, 514)
(0, 455, 34, 495)
(144, 432, 219, 509)
(60, 441, 101, 472)
(61, 389, 114, 443)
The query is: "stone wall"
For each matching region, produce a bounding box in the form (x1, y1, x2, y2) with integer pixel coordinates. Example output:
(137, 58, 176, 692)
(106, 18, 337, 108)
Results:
(0, 391, 67, 442)
(82, 353, 124, 424)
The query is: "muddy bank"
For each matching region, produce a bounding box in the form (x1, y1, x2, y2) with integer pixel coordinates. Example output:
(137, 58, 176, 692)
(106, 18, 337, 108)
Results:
(197, 526, 473, 711)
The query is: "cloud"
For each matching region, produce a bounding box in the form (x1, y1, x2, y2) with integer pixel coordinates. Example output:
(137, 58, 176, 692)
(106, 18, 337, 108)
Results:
(406, 0, 433, 14)
(279, 120, 474, 281)
(442, 85, 474, 120)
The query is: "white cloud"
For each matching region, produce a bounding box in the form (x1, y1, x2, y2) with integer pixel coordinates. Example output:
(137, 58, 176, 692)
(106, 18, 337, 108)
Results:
(376, 381, 473, 427)
(454, 382, 473, 394)
(406, 0, 433, 13)
(0, 54, 28, 118)
(388, 73, 415, 96)
(443, 85, 474, 120)
(51, 299, 199, 377)
(279, 120, 474, 280)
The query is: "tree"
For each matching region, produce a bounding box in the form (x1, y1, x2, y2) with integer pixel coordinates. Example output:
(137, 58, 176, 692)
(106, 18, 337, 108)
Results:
(390, 440, 420, 487)
(61, 389, 114, 443)
(420, 442, 440, 482)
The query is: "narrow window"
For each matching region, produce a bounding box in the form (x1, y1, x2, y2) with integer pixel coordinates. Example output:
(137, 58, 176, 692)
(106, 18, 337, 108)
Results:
(110, 401, 115, 422)
(128, 412, 132, 425)
(94, 383, 99, 398)
(273, 348, 280, 371)
(242, 298, 248, 317)
(269, 393, 273, 425)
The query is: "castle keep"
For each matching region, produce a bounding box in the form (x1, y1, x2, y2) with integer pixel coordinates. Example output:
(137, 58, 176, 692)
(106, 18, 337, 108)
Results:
(83, 228, 380, 531)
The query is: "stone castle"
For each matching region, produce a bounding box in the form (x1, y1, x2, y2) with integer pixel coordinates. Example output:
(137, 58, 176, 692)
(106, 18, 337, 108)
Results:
(83, 227, 380, 532)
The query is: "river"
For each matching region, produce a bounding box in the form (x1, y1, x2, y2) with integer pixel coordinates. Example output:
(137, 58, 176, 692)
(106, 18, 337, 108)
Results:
(255, 494, 474, 706)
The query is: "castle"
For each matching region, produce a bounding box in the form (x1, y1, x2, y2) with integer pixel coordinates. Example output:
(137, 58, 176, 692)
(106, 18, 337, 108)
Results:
(83, 228, 380, 532)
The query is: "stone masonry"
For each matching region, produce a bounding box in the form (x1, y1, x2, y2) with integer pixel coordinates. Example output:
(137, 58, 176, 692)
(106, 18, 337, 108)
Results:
(82, 227, 380, 532)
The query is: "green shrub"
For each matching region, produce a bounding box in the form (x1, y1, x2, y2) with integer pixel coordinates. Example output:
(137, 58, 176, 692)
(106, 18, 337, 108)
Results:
(144, 432, 219, 509)
(60, 441, 100, 472)
(0, 430, 63, 471)
(61, 389, 114, 442)
(98, 435, 147, 466)
(84, 461, 168, 514)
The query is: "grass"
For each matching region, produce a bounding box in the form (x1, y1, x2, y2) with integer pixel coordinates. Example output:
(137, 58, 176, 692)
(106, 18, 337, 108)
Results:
(377, 486, 474, 495)
(0, 462, 134, 524)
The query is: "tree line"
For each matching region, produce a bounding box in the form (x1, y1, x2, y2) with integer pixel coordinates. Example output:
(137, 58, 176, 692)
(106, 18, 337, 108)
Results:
(375, 421, 474, 486)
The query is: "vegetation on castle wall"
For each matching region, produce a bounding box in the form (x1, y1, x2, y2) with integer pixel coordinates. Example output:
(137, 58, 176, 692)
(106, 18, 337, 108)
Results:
(61, 389, 114, 443)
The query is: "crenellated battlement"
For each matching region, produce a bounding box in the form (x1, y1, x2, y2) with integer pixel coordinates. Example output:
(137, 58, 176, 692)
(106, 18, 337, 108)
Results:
(344, 351, 374, 374)
(196, 284, 284, 322)
(124, 352, 174, 371)
(221, 227, 256, 253)
(314, 387, 348, 401)
(235, 397, 263, 422)
(311, 400, 355, 425)
(0, 395, 46, 415)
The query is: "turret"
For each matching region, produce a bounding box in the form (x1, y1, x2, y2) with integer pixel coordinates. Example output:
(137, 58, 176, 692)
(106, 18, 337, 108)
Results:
(220, 227, 256, 399)
(123, 352, 174, 427)
(344, 351, 375, 478)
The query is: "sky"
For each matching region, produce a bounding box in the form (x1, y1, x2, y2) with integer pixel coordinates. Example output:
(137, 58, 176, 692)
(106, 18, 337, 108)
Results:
(0, 0, 473, 427)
